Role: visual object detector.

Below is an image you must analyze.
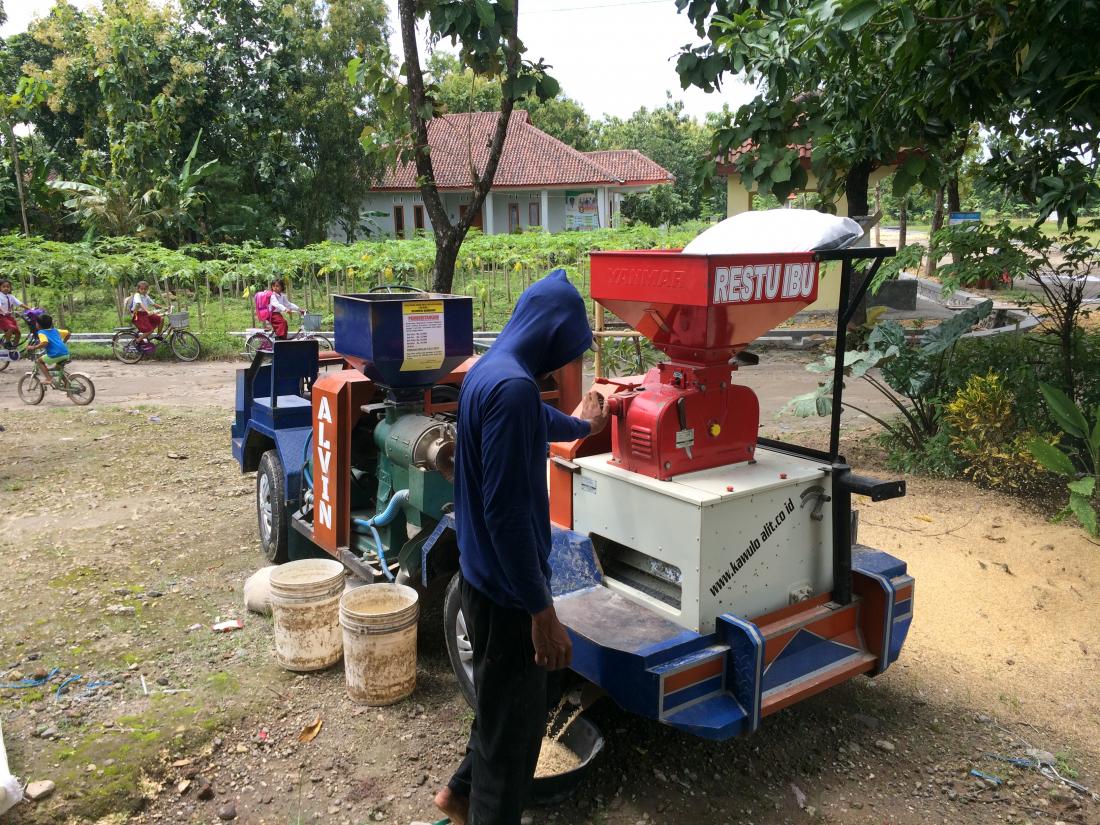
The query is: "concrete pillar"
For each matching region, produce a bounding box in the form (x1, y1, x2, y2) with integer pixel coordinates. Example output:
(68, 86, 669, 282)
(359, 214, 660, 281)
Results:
(541, 189, 550, 231)
(483, 192, 494, 235)
(597, 187, 608, 228)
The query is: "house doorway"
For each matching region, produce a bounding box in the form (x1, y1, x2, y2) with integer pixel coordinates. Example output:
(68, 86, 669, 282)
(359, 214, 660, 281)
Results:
(508, 203, 520, 233)
(393, 205, 406, 239)
(459, 203, 483, 230)
(528, 202, 540, 228)
(413, 204, 425, 233)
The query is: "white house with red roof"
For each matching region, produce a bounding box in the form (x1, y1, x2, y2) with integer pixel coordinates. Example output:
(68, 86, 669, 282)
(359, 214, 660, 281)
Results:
(353, 111, 673, 238)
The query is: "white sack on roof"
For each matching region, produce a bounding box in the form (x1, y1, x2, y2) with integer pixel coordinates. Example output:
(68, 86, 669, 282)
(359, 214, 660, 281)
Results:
(682, 209, 863, 255)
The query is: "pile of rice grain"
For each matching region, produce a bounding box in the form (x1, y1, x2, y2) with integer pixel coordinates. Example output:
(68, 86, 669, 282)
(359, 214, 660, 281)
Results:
(534, 738, 581, 778)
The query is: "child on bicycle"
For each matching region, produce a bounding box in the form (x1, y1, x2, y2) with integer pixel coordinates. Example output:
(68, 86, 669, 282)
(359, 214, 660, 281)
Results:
(267, 279, 302, 340)
(129, 281, 165, 344)
(25, 313, 71, 384)
(0, 279, 23, 348)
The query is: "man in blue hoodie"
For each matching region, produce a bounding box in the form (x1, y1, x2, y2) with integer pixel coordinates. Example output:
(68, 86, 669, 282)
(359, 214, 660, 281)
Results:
(435, 269, 607, 825)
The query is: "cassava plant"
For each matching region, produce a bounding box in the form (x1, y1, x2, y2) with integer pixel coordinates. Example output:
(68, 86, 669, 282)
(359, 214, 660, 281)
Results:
(1028, 383, 1100, 538)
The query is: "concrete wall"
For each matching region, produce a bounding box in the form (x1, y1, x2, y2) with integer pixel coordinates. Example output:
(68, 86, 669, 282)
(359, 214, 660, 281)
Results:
(339, 184, 636, 239)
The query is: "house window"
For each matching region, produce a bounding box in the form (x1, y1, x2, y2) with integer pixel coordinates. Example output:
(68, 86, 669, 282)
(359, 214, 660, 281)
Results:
(508, 203, 521, 233)
(393, 205, 406, 239)
(529, 202, 540, 227)
(413, 205, 425, 232)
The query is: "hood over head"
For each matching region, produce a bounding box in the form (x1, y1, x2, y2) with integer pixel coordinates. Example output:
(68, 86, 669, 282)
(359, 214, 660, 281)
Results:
(491, 268, 591, 376)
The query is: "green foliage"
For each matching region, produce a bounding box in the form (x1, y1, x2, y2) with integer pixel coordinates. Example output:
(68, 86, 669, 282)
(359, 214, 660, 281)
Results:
(600, 335, 660, 378)
(1027, 383, 1100, 537)
(5, 0, 388, 244)
(944, 372, 1055, 493)
(675, 0, 1100, 225)
(788, 300, 993, 451)
(620, 185, 691, 227)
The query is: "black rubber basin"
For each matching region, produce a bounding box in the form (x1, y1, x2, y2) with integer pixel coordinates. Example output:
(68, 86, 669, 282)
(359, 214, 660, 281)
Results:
(529, 715, 605, 806)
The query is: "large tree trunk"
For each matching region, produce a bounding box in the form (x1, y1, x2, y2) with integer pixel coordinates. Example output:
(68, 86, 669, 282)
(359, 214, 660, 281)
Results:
(397, 0, 521, 294)
(926, 186, 945, 277)
(433, 232, 462, 302)
(844, 158, 873, 216)
(898, 197, 908, 249)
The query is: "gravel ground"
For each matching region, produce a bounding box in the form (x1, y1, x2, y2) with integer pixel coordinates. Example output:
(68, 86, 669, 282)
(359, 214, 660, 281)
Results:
(0, 370, 1097, 825)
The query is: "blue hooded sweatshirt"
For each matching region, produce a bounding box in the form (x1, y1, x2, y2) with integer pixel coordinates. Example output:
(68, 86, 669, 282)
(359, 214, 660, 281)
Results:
(454, 269, 593, 614)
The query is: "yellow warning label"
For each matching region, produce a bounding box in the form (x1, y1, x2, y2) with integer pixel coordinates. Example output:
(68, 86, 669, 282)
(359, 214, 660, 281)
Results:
(400, 301, 446, 372)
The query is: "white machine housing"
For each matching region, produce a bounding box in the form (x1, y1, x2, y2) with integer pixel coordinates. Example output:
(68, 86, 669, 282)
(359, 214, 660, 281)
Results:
(571, 446, 834, 634)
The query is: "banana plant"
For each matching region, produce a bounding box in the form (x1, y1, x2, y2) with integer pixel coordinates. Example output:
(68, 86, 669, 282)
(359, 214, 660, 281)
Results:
(1028, 384, 1099, 537)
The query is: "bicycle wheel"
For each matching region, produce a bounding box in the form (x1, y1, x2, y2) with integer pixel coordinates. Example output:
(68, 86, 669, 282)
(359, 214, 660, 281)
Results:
(64, 372, 96, 406)
(18, 372, 45, 405)
(244, 332, 272, 359)
(112, 331, 144, 364)
(170, 329, 202, 362)
(314, 334, 332, 351)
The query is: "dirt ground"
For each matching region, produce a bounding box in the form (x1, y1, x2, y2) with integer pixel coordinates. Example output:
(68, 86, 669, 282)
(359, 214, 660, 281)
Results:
(1, 360, 1098, 825)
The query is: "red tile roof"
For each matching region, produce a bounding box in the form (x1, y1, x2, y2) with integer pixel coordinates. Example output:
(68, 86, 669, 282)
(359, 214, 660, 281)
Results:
(373, 111, 673, 190)
(584, 150, 674, 185)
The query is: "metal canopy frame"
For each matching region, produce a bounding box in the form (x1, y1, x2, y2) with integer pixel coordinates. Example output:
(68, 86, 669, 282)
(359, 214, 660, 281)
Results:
(755, 245, 903, 606)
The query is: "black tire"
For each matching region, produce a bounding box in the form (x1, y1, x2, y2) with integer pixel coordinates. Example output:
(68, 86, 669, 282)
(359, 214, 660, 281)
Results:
(257, 449, 289, 564)
(244, 332, 271, 359)
(170, 329, 201, 362)
(444, 573, 477, 708)
(65, 372, 96, 406)
(314, 335, 332, 351)
(112, 331, 144, 364)
(17, 372, 44, 405)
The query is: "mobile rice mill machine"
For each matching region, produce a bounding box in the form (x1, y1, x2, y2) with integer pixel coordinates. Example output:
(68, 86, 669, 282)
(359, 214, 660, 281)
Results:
(232, 243, 914, 740)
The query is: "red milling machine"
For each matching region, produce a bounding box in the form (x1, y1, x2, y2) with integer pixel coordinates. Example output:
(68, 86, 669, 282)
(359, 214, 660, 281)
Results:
(590, 249, 822, 479)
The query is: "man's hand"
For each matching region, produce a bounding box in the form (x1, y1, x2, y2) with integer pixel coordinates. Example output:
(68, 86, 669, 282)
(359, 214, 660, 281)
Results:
(531, 605, 572, 670)
(579, 389, 609, 436)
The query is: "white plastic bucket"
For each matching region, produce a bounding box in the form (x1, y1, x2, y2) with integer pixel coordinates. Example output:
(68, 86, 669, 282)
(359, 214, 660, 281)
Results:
(340, 583, 420, 705)
(269, 559, 346, 672)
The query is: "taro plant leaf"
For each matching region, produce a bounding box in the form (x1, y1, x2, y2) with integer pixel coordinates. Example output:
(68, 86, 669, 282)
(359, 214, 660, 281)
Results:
(787, 385, 833, 417)
(1092, 406, 1100, 452)
(1027, 438, 1076, 477)
(921, 299, 993, 355)
(1067, 476, 1096, 497)
(1068, 493, 1098, 537)
(1039, 383, 1089, 439)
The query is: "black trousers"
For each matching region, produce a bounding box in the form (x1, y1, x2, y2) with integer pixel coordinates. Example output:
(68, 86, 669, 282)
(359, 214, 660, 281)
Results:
(448, 576, 549, 825)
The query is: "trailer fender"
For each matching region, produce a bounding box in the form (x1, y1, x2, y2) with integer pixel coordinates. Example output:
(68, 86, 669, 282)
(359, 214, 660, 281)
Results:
(272, 426, 313, 507)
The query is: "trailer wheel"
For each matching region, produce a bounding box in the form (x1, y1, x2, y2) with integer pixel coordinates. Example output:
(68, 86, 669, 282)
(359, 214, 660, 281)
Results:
(444, 574, 476, 708)
(257, 450, 289, 564)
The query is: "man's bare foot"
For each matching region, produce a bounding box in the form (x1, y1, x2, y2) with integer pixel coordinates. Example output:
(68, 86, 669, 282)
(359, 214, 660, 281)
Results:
(433, 786, 469, 824)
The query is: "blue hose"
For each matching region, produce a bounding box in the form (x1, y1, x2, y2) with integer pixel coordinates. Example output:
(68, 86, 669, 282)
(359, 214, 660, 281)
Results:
(351, 489, 410, 582)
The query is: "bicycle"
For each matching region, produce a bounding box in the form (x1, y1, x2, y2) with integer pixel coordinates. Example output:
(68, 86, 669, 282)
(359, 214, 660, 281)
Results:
(0, 308, 45, 372)
(243, 313, 332, 359)
(112, 307, 202, 364)
(18, 357, 96, 406)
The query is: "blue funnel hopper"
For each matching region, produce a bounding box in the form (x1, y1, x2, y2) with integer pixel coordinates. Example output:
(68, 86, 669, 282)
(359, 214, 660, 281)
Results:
(334, 293, 474, 390)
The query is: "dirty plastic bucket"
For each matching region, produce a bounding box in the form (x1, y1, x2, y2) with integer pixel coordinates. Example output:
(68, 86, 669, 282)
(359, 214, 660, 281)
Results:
(269, 559, 346, 672)
(340, 583, 419, 705)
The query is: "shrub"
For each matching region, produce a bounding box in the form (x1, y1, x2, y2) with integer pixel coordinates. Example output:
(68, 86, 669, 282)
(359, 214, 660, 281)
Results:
(944, 372, 1056, 493)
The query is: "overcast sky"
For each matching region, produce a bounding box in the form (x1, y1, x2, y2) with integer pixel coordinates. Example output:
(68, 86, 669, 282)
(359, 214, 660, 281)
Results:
(2, 0, 755, 121)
